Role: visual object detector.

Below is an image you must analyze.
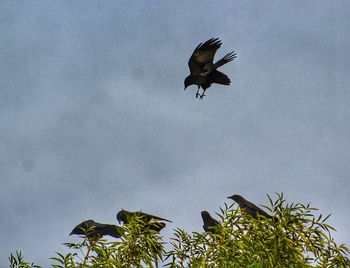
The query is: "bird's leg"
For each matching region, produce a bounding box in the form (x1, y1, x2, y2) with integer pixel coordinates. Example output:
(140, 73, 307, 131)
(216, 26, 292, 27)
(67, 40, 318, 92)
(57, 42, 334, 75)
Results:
(196, 85, 200, 98)
(199, 90, 206, 99)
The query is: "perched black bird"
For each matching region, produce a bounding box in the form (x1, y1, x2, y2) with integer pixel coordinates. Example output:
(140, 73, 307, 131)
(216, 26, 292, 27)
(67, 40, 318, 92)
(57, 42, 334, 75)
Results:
(227, 195, 272, 219)
(116, 209, 172, 232)
(70, 219, 122, 239)
(184, 38, 237, 99)
(201, 211, 221, 233)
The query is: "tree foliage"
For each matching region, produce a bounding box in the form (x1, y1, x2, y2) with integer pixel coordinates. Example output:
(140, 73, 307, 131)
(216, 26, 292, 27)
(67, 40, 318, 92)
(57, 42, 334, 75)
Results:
(9, 194, 350, 267)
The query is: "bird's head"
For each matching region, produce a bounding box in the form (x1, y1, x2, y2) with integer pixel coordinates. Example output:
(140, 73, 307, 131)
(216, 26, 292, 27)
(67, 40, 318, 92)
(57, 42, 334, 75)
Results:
(201, 211, 211, 221)
(70, 226, 84, 236)
(227, 194, 245, 203)
(184, 75, 196, 90)
(116, 209, 128, 224)
(70, 219, 94, 236)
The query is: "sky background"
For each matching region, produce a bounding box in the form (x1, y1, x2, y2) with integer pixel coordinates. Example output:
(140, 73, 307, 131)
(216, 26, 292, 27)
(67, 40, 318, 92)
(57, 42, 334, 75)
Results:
(1, 0, 350, 266)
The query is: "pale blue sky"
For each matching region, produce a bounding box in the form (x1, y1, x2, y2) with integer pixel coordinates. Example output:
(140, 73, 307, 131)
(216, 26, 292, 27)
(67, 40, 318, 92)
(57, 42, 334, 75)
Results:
(1, 1, 350, 265)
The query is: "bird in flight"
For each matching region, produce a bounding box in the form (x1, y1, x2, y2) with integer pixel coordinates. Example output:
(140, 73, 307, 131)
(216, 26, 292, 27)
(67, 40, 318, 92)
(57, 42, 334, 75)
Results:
(227, 194, 273, 220)
(70, 219, 122, 239)
(116, 209, 172, 232)
(184, 38, 236, 99)
(201, 211, 221, 233)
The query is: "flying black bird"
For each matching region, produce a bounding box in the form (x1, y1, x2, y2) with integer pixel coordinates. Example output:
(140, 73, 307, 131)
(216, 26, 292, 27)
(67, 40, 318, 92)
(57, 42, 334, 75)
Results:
(201, 211, 221, 233)
(116, 209, 172, 232)
(70, 219, 122, 239)
(227, 195, 273, 220)
(184, 38, 237, 99)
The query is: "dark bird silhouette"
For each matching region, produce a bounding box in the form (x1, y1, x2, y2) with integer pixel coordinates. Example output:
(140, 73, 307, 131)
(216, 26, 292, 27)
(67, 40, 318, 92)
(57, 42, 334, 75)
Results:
(70, 219, 122, 239)
(201, 211, 221, 233)
(227, 195, 273, 219)
(116, 209, 172, 232)
(184, 38, 237, 99)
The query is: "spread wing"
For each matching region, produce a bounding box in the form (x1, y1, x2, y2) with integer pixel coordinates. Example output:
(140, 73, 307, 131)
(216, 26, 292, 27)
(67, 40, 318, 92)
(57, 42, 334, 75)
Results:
(188, 38, 222, 74)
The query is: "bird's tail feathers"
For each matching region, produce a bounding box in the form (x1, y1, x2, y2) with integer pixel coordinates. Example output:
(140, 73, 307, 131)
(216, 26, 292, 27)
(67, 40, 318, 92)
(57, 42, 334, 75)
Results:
(209, 70, 231, 85)
(102, 224, 122, 238)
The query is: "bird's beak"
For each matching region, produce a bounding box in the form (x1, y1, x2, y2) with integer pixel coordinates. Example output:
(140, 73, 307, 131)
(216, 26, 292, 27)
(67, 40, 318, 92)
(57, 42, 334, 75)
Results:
(184, 86, 187, 91)
(227, 196, 232, 199)
(69, 231, 73, 236)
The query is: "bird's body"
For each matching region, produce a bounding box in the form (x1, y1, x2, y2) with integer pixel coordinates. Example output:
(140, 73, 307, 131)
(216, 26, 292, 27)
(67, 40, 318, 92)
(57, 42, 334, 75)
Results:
(116, 209, 171, 232)
(184, 38, 236, 99)
(228, 195, 272, 219)
(70, 219, 122, 239)
(201, 211, 221, 233)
